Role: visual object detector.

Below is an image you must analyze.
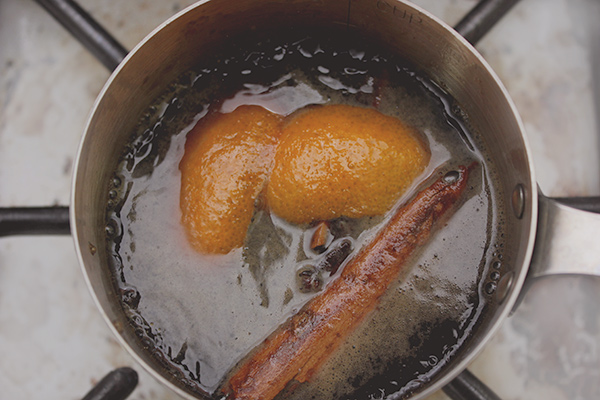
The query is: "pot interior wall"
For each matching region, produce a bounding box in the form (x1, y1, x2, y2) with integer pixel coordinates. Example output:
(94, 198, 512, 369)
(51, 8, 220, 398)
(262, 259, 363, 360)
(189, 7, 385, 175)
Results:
(71, 0, 536, 398)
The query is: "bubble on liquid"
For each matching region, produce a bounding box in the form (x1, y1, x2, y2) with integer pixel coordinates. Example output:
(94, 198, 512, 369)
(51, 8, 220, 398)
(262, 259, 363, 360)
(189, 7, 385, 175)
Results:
(484, 281, 497, 295)
(122, 287, 141, 308)
(443, 170, 460, 184)
(141, 336, 154, 350)
(112, 176, 122, 188)
(134, 326, 145, 338)
(105, 225, 115, 237)
(105, 219, 120, 238)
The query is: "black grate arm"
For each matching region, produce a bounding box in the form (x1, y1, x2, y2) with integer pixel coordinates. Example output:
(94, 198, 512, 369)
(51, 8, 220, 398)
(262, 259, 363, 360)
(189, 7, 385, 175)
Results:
(33, 0, 128, 71)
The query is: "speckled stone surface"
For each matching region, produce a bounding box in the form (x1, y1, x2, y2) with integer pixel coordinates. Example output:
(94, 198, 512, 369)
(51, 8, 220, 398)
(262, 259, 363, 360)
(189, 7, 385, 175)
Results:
(1, 1, 599, 399)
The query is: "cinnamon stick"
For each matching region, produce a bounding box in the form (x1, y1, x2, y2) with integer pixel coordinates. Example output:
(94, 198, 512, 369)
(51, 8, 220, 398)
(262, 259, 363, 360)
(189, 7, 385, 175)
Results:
(223, 165, 474, 400)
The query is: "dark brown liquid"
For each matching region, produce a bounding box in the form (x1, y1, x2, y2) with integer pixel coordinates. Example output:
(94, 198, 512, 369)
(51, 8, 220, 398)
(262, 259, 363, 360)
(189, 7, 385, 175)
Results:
(104, 29, 505, 399)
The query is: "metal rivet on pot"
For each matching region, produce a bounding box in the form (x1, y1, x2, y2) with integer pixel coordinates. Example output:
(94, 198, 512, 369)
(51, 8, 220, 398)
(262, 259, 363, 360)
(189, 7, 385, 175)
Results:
(511, 184, 525, 219)
(495, 270, 514, 304)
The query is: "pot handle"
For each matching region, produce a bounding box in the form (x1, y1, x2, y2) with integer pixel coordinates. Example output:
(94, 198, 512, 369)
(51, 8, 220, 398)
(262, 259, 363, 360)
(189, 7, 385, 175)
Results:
(0, 207, 70, 236)
(528, 194, 600, 279)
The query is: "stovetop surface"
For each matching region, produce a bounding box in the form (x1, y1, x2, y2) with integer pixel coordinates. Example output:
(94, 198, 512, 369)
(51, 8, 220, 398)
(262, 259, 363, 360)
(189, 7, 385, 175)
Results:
(1, 0, 599, 399)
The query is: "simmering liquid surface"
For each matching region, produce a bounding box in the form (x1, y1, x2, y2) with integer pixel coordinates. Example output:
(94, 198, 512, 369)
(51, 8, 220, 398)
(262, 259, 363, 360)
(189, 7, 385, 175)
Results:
(104, 29, 505, 399)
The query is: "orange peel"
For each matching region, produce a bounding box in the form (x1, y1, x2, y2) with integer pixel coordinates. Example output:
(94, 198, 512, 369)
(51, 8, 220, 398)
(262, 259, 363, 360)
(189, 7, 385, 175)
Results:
(180, 104, 430, 254)
(266, 104, 430, 224)
(179, 105, 282, 254)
